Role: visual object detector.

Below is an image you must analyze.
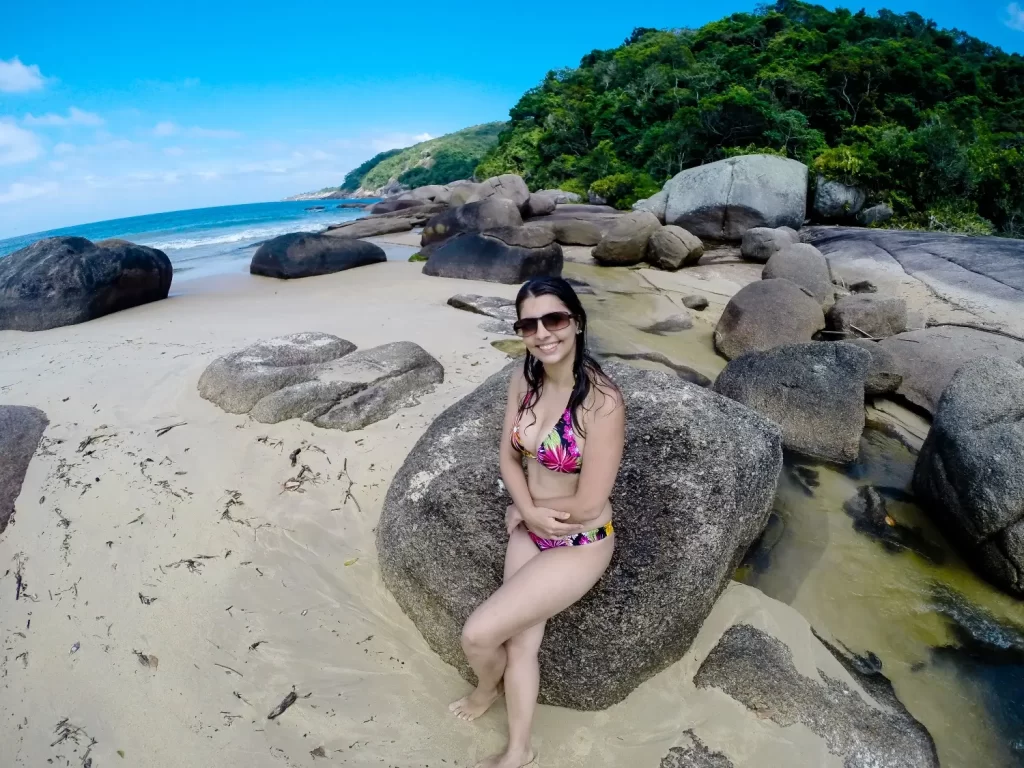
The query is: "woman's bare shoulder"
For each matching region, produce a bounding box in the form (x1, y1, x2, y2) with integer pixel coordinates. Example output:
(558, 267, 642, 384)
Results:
(506, 365, 527, 397)
(584, 370, 623, 419)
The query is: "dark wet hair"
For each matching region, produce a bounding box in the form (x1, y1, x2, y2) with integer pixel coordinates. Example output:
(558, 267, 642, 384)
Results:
(515, 276, 617, 438)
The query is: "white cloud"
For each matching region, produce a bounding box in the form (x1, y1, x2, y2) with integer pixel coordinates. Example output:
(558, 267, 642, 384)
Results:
(153, 122, 241, 139)
(24, 107, 104, 127)
(49, 161, 67, 172)
(188, 127, 242, 139)
(54, 142, 76, 155)
(153, 121, 179, 137)
(1008, 3, 1024, 30)
(163, 146, 185, 157)
(370, 132, 434, 152)
(0, 57, 47, 93)
(0, 120, 43, 164)
(0, 181, 58, 204)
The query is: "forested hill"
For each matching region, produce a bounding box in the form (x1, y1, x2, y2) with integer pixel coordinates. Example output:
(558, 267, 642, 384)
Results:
(341, 123, 505, 194)
(476, 0, 1024, 235)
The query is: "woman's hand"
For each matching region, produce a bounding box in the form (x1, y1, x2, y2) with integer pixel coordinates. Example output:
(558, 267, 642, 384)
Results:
(505, 503, 525, 535)
(521, 504, 580, 539)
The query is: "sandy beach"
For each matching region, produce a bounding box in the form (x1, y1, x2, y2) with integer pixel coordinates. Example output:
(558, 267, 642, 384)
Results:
(3, 240, 1024, 768)
(0, 259, 901, 768)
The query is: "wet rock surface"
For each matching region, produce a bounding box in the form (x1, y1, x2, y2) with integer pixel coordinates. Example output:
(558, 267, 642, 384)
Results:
(694, 624, 939, 768)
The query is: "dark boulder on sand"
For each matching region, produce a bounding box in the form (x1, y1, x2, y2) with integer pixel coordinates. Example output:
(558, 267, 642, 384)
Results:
(251, 233, 385, 279)
(0, 236, 172, 332)
(0, 406, 49, 534)
(198, 333, 442, 430)
(377, 362, 782, 709)
(422, 226, 563, 284)
(421, 197, 523, 249)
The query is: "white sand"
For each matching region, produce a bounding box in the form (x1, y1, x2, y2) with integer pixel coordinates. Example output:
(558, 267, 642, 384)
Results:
(0, 263, 852, 767)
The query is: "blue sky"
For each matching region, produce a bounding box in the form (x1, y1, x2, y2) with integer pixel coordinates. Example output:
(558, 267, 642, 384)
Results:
(1, 0, 1022, 238)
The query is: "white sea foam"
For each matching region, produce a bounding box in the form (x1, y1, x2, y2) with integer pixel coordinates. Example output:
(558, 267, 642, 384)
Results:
(140, 223, 318, 251)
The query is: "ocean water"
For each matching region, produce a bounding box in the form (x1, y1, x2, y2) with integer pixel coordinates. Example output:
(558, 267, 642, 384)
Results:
(0, 200, 406, 281)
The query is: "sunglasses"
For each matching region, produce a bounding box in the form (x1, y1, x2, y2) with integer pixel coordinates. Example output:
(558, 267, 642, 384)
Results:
(513, 311, 575, 337)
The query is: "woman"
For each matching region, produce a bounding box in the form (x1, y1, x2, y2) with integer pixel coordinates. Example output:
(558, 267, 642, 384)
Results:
(449, 276, 625, 768)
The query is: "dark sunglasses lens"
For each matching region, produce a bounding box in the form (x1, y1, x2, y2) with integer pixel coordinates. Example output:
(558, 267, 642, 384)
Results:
(514, 318, 538, 336)
(544, 312, 572, 331)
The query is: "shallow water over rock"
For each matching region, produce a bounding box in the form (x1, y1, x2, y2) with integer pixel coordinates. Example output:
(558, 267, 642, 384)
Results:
(571, 263, 1024, 768)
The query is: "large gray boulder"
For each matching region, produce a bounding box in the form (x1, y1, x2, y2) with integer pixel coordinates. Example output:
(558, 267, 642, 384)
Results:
(713, 342, 871, 463)
(535, 189, 582, 205)
(251, 234, 385, 279)
(592, 211, 662, 266)
(324, 217, 417, 239)
(857, 204, 894, 227)
(762, 243, 835, 310)
(377, 362, 783, 710)
(846, 339, 903, 396)
(369, 197, 430, 215)
(0, 406, 49, 534)
(448, 174, 530, 211)
(632, 188, 669, 222)
(198, 332, 356, 414)
(879, 327, 1024, 415)
(0, 236, 172, 332)
(663, 155, 808, 241)
(813, 174, 866, 221)
(422, 226, 563, 284)
(532, 218, 603, 246)
(397, 184, 450, 204)
(446, 294, 517, 322)
(740, 226, 800, 263)
(646, 225, 704, 270)
(523, 193, 557, 218)
(694, 624, 939, 768)
(421, 197, 523, 249)
(199, 334, 442, 430)
(827, 294, 908, 339)
(714, 279, 826, 361)
(913, 357, 1024, 595)
(526, 204, 623, 245)
(250, 341, 445, 430)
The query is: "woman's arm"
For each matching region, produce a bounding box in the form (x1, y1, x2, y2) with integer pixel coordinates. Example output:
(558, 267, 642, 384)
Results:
(499, 370, 537, 515)
(499, 370, 580, 538)
(537, 385, 625, 525)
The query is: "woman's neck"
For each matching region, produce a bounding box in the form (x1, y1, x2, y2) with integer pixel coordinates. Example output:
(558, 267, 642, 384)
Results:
(542, 355, 575, 391)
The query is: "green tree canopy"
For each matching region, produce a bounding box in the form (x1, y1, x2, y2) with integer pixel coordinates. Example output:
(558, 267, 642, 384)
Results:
(476, 1, 1024, 233)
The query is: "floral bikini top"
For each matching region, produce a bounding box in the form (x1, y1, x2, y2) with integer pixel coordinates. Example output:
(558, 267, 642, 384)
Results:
(510, 392, 583, 474)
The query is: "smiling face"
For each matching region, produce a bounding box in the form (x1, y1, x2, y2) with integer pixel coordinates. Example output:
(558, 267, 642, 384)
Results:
(517, 293, 579, 366)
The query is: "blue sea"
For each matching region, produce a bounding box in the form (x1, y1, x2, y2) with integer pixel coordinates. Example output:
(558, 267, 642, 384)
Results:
(0, 200, 413, 281)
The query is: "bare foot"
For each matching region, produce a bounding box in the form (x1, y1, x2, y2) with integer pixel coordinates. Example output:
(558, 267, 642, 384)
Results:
(448, 685, 500, 721)
(474, 745, 536, 768)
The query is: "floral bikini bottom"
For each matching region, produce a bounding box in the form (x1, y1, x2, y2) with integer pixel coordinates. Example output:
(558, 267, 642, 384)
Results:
(528, 521, 614, 551)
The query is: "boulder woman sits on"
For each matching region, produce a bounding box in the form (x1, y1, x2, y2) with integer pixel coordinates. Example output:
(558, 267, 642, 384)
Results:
(449, 276, 625, 767)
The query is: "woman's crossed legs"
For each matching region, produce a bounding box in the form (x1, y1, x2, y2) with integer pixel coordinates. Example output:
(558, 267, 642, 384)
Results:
(450, 524, 613, 768)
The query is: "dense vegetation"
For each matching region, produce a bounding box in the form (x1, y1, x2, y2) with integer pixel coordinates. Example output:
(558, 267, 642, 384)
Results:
(476, 1, 1024, 234)
(342, 123, 505, 193)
